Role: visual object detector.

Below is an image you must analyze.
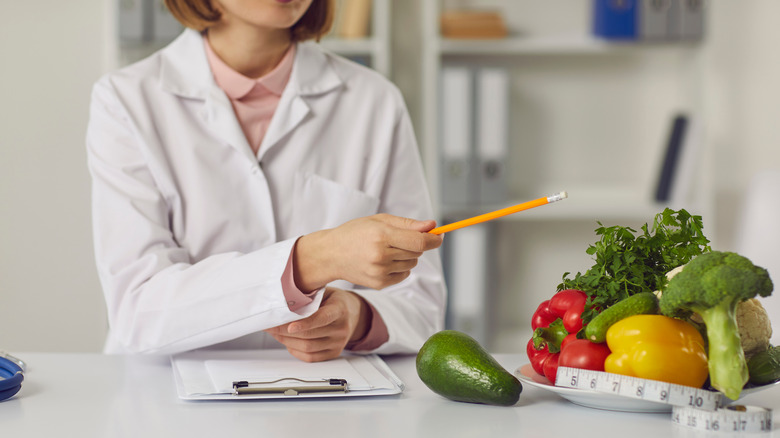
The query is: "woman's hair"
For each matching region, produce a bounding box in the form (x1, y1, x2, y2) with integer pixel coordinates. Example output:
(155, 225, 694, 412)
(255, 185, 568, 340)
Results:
(164, 0, 334, 41)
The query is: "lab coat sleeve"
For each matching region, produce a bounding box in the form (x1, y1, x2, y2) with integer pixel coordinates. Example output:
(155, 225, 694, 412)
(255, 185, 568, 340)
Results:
(86, 78, 322, 355)
(349, 92, 447, 355)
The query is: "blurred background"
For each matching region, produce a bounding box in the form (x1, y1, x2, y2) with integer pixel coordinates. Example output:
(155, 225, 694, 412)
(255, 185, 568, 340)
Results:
(2, 0, 779, 353)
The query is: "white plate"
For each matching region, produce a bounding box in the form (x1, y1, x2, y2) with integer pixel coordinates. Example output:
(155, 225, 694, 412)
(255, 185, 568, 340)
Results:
(515, 364, 672, 413)
(514, 364, 780, 413)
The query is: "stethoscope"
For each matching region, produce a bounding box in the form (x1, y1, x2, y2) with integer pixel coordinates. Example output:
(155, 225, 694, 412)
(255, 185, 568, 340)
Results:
(0, 352, 25, 402)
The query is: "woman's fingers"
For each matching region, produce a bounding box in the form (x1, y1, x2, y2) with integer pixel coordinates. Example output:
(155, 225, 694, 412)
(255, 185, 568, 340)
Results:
(287, 304, 342, 335)
(269, 333, 339, 363)
(266, 288, 369, 362)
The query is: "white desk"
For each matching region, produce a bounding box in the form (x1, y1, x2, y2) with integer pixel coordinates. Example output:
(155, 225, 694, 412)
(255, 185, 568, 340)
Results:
(2, 352, 778, 437)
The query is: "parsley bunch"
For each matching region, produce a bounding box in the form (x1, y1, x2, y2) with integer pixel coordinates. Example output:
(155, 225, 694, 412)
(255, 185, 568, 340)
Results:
(558, 208, 712, 324)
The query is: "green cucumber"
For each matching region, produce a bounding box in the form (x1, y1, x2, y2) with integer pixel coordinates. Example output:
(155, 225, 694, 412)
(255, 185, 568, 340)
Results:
(585, 292, 659, 343)
(747, 346, 780, 385)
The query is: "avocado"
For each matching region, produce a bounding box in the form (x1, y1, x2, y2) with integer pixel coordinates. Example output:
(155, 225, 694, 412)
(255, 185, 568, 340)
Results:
(416, 330, 522, 406)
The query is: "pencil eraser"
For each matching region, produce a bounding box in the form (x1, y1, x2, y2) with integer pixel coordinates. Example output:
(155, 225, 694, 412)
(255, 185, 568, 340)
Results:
(561, 191, 568, 199)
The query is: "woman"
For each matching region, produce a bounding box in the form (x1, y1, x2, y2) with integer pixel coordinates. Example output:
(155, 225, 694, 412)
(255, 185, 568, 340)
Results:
(86, 0, 446, 361)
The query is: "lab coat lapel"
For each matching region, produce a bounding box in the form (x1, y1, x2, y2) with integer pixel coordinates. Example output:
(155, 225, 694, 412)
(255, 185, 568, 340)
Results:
(159, 30, 256, 164)
(258, 93, 310, 162)
(257, 42, 343, 162)
(201, 87, 257, 164)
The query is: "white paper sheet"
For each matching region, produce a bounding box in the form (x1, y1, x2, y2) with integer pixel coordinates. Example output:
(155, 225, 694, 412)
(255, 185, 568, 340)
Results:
(171, 349, 403, 400)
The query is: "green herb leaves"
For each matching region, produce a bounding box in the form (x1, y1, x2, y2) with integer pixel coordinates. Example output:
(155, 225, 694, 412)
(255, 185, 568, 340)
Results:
(558, 208, 711, 324)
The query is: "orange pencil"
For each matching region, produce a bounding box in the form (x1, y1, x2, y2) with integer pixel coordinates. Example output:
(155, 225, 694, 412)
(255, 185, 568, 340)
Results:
(429, 191, 568, 235)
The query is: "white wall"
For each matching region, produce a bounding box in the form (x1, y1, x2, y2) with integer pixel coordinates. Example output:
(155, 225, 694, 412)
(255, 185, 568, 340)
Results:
(0, 1, 112, 352)
(2, 1, 779, 353)
(703, 1, 780, 249)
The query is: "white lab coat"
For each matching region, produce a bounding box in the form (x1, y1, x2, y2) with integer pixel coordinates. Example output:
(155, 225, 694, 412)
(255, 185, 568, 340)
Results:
(86, 29, 446, 355)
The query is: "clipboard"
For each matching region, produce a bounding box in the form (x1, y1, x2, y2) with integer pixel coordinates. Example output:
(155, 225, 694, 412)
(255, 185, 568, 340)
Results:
(171, 349, 405, 400)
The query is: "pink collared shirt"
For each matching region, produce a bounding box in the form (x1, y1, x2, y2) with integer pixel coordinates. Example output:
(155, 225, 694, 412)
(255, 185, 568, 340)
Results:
(204, 37, 388, 350)
(204, 37, 293, 154)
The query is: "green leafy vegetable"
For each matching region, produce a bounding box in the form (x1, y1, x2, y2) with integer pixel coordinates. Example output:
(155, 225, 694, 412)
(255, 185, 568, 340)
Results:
(558, 208, 711, 324)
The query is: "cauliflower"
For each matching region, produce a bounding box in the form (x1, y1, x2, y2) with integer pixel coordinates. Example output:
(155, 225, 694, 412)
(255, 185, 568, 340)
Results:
(735, 298, 773, 358)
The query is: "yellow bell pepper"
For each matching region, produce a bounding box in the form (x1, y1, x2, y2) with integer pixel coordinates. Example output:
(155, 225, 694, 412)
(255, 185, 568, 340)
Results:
(605, 314, 709, 388)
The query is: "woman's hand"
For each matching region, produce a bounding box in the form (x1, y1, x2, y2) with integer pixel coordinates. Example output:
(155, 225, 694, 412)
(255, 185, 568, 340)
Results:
(265, 288, 370, 362)
(294, 214, 443, 291)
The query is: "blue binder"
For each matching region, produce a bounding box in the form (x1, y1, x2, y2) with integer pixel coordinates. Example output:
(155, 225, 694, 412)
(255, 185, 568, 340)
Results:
(654, 115, 688, 202)
(593, 0, 639, 40)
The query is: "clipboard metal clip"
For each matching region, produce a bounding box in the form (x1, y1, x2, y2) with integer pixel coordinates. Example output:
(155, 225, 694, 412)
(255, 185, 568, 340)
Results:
(232, 377, 348, 396)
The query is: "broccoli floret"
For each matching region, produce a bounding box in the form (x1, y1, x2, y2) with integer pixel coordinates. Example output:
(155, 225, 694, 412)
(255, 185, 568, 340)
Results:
(659, 251, 773, 400)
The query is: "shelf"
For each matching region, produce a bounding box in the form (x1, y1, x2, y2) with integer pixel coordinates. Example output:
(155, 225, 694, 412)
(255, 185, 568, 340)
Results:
(422, 0, 712, 355)
(320, 0, 391, 76)
(438, 35, 615, 56)
(436, 34, 701, 56)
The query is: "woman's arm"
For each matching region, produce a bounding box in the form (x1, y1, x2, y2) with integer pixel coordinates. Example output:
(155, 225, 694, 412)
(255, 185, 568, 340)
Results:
(269, 91, 448, 357)
(267, 215, 442, 362)
(87, 78, 323, 355)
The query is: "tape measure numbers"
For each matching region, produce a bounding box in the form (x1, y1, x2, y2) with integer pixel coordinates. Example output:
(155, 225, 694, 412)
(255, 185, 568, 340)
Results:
(672, 405, 773, 433)
(555, 366, 773, 432)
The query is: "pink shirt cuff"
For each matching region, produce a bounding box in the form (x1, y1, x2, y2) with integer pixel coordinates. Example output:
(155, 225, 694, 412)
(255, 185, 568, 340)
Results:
(281, 242, 316, 312)
(346, 301, 389, 351)
(282, 240, 389, 350)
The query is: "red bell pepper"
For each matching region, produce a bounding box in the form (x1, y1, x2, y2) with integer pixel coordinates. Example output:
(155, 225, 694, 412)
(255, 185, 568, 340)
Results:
(527, 289, 587, 383)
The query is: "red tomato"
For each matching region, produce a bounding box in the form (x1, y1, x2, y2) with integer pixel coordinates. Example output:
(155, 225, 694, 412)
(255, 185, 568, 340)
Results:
(541, 335, 590, 383)
(561, 333, 577, 351)
(558, 339, 611, 372)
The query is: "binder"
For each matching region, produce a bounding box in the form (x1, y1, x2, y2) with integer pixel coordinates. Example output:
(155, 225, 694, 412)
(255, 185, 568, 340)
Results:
(669, 0, 705, 40)
(655, 114, 701, 206)
(330, 0, 347, 38)
(445, 223, 490, 344)
(338, 0, 372, 39)
(667, 115, 700, 206)
(654, 114, 687, 202)
(171, 349, 404, 400)
(440, 66, 475, 205)
(152, 0, 183, 42)
(118, 0, 152, 44)
(475, 67, 509, 205)
(639, 0, 672, 40)
(592, 0, 639, 40)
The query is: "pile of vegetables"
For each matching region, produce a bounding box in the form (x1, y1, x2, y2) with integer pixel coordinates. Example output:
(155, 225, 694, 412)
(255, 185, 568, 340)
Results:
(558, 208, 712, 325)
(526, 208, 780, 400)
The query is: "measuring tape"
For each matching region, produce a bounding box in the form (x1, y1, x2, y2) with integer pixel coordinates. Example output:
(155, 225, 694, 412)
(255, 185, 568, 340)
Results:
(672, 405, 773, 433)
(556, 366, 773, 433)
